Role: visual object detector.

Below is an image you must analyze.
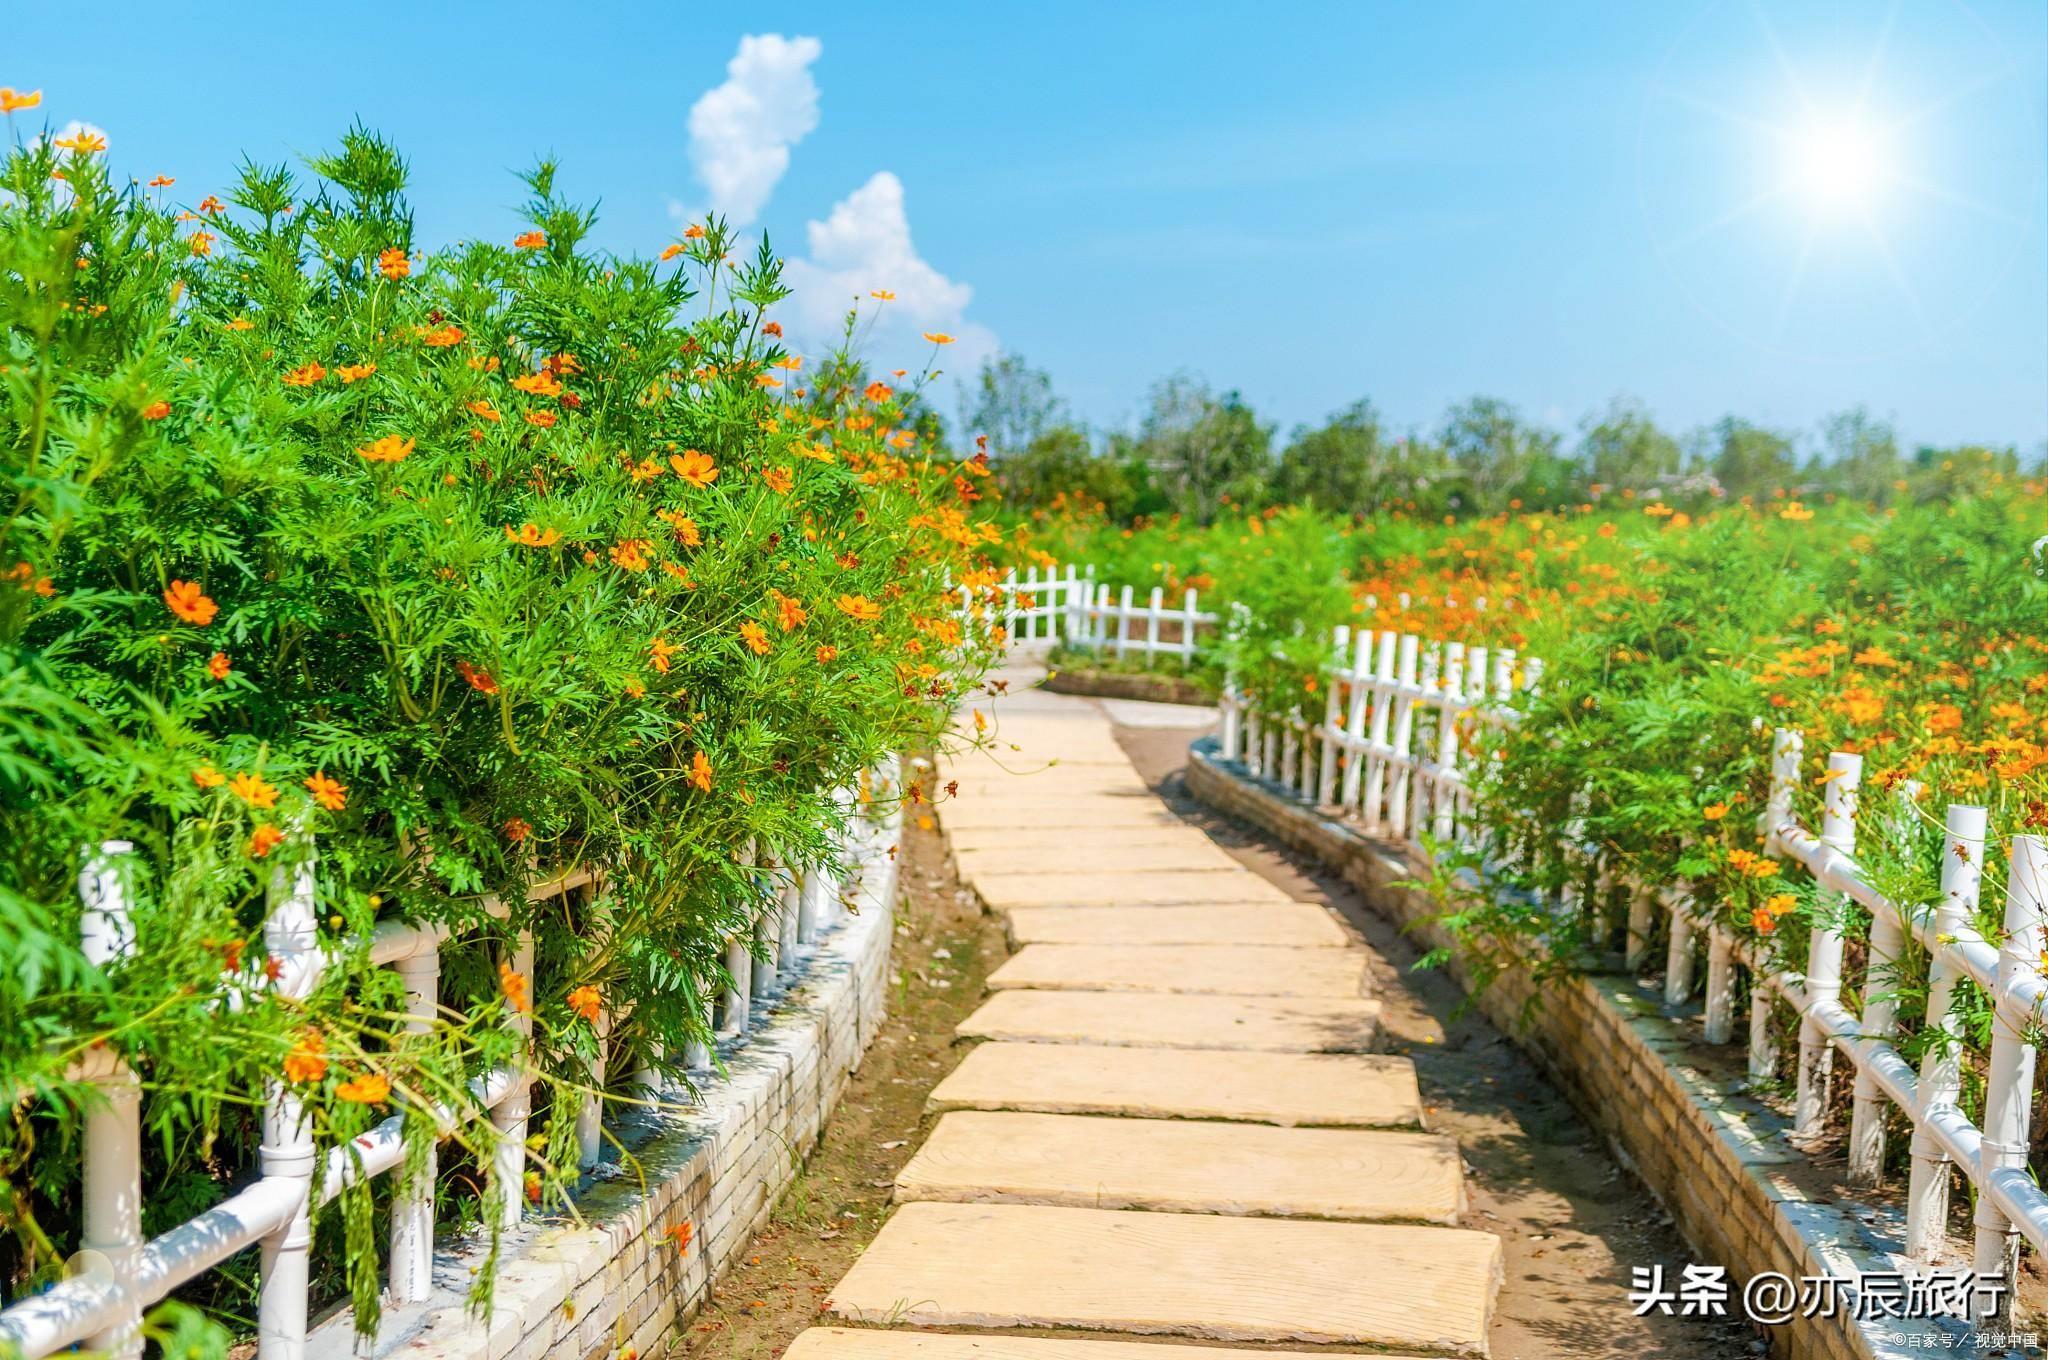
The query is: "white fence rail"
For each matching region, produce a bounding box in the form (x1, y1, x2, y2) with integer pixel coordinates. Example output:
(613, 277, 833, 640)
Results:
(0, 763, 898, 1360)
(954, 563, 1219, 665)
(1220, 622, 2048, 1317)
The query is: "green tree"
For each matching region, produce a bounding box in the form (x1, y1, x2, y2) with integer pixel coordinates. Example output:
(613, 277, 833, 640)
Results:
(1701, 416, 1797, 501)
(1816, 407, 1904, 503)
(1275, 399, 1398, 513)
(962, 352, 1065, 458)
(1437, 396, 1569, 511)
(1576, 397, 1681, 495)
(1134, 373, 1273, 522)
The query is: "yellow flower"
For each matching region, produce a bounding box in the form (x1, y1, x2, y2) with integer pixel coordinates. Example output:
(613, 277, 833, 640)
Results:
(357, 434, 415, 464)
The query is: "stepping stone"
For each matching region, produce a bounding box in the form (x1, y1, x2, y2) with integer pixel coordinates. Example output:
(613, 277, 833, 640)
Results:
(825, 1201, 1500, 1353)
(785, 1330, 1423, 1360)
(958, 989, 1383, 1052)
(990, 943, 1368, 997)
(956, 843, 1243, 876)
(929, 1042, 1422, 1126)
(972, 871, 1291, 908)
(940, 804, 1182, 833)
(1006, 903, 1349, 948)
(944, 826, 1219, 856)
(897, 1111, 1463, 1222)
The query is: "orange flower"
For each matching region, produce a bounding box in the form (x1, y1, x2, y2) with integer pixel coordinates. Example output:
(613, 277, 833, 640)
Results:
(524, 410, 558, 428)
(499, 961, 532, 1012)
(505, 522, 561, 547)
(336, 362, 376, 383)
(0, 89, 43, 114)
(566, 985, 601, 1023)
(670, 449, 717, 488)
(54, 129, 107, 153)
(771, 590, 807, 632)
(836, 593, 882, 623)
(188, 231, 214, 257)
(682, 224, 706, 240)
(247, 824, 286, 858)
(417, 324, 464, 347)
(1751, 909, 1776, 934)
(761, 466, 793, 494)
(142, 400, 172, 421)
(662, 1221, 694, 1250)
(229, 772, 279, 809)
(304, 772, 347, 812)
(283, 1030, 328, 1083)
(377, 247, 411, 280)
(510, 370, 563, 398)
(657, 510, 702, 548)
(282, 361, 326, 387)
(689, 750, 713, 792)
(207, 651, 232, 681)
(357, 434, 415, 464)
(469, 400, 502, 422)
(739, 621, 771, 655)
(335, 1072, 391, 1105)
(659, 243, 684, 261)
(457, 660, 499, 695)
(815, 644, 839, 664)
(650, 637, 678, 674)
(1779, 502, 1814, 522)
(504, 817, 532, 844)
(609, 539, 651, 572)
(922, 332, 954, 345)
(863, 381, 892, 403)
(193, 765, 227, 789)
(513, 230, 547, 250)
(868, 289, 894, 301)
(164, 579, 218, 625)
(197, 196, 226, 216)
(147, 173, 173, 188)
(1763, 892, 1798, 917)
(1702, 804, 1728, 821)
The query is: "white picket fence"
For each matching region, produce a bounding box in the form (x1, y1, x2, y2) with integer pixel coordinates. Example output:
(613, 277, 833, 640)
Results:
(0, 763, 898, 1360)
(1221, 621, 2048, 1314)
(953, 563, 1218, 665)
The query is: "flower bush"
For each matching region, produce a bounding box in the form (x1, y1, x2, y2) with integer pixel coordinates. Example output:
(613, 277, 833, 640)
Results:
(1, 123, 1000, 1334)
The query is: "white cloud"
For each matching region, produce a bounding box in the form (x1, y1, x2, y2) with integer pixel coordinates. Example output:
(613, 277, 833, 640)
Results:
(686, 34, 822, 226)
(782, 171, 998, 378)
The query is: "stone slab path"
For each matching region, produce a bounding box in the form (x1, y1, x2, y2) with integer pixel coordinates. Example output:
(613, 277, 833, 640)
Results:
(792, 677, 1505, 1357)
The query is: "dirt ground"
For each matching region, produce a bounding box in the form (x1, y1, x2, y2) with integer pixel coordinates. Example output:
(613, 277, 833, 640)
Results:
(681, 719, 1763, 1360)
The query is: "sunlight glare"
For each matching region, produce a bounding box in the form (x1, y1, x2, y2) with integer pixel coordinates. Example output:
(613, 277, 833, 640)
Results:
(1782, 113, 1894, 216)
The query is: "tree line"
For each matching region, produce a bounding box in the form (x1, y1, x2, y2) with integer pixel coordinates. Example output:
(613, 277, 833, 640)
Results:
(961, 354, 2040, 522)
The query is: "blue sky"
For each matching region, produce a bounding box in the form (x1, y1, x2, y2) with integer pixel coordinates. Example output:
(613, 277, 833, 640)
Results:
(11, 1, 2045, 453)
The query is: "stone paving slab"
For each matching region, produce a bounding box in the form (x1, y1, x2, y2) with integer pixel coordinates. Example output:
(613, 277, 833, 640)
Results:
(938, 803, 1184, 833)
(954, 842, 1245, 876)
(1005, 903, 1350, 948)
(825, 1201, 1500, 1353)
(929, 1042, 1422, 1126)
(784, 1329, 1430, 1360)
(989, 943, 1369, 997)
(896, 1111, 1463, 1222)
(971, 871, 1293, 908)
(941, 826, 1221, 855)
(956, 989, 1383, 1052)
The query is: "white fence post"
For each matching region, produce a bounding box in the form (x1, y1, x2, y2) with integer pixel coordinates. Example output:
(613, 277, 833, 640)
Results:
(1360, 632, 1399, 833)
(1846, 784, 1917, 1183)
(1794, 751, 1858, 1143)
(1144, 587, 1163, 667)
(78, 843, 142, 1360)
(1337, 631, 1372, 811)
(1430, 642, 1465, 843)
(491, 930, 534, 1229)
(1113, 585, 1133, 660)
(1385, 636, 1422, 840)
(258, 840, 320, 1360)
(1180, 588, 1199, 667)
(1974, 833, 2047, 1320)
(389, 944, 439, 1303)
(1702, 928, 1736, 1044)
(1906, 802, 1987, 1261)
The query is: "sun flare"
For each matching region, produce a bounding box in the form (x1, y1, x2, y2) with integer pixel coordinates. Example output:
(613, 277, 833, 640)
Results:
(1781, 113, 1895, 216)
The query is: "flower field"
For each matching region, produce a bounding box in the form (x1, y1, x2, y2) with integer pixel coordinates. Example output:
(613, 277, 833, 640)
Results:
(0, 120, 1001, 1339)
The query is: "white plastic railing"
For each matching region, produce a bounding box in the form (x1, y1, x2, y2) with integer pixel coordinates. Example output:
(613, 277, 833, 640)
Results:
(0, 762, 897, 1360)
(954, 563, 1218, 665)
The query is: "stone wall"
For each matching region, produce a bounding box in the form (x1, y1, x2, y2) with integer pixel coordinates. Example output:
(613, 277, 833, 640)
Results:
(1186, 739, 1972, 1360)
(307, 833, 898, 1360)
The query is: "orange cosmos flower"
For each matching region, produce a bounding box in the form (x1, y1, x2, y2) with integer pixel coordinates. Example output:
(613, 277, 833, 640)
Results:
(761, 466, 793, 494)
(142, 400, 171, 421)
(922, 332, 954, 345)
(739, 621, 771, 655)
(147, 173, 174, 187)
(0, 89, 43, 114)
(1702, 804, 1728, 821)
(193, 765, 226, 789)
(377, 247, 410, 280)
(283, 1030, 328, 1083)
(357, 434, 414, 464)
(815, 644, 838, 664)
(662, 1222, 694, 1249)
(836, 593, 882, 623)
(771, 590, 807, 631)
(54, 129, 107, 153)
(650, 637, 677, 674)
(510, 370, 563, 398)
(863, 381, 892, 403)
(305, 772, 347, 812)
(207, 651, 232, 681)
(197, 196, 226, 215)
(498, 961, 531, 1013)
(762, 321, 783, 337)
(682, 224, 706, 240)
(164, 579, 218, 625)
(282, 360, 326, 387)
(505, 522, 560, 547)
(566, 986, 601, 1023)
(336, 362, 376, 383)
(335, 1072, 391, 1105)
(504, 817, 531, 843)
(513, 230, 547, 250)
(229, 772, 279, 809)
(610, 539, 651, 572)
(188, 231, 214, 257)
(755, 373, 781, 388)
(457, 660, 499, 695)
(247, 824, 287, 858)
(869, 289, 895, 301)
(660, 243, 684, 261)
(1751, 909, 1776, 934)
(417, 323, 464, 347)
(670, 449, 718, 487)
(524, 410, 557, 428)
(689, 750, 713, 792)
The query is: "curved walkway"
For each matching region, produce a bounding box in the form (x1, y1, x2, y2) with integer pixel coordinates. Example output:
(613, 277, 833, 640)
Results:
(783, 676, 1506, 1358)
